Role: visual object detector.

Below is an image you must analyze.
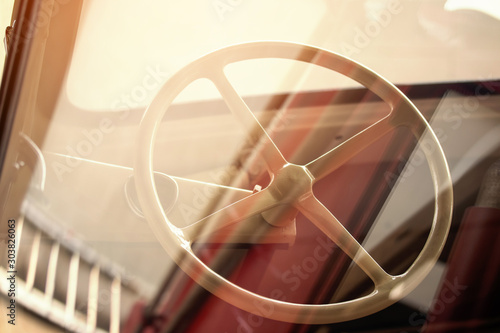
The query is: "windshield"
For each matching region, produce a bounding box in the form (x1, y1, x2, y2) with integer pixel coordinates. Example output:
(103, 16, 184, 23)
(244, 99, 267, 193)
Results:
(0, 1, 499, 333)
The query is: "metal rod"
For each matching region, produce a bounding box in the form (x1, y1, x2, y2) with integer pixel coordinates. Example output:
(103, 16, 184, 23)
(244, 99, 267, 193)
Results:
(26, 229, 42, 291)
(44, 242, 60, 306)
(86, 265, 100, 333)
(110, 276, 121, 333)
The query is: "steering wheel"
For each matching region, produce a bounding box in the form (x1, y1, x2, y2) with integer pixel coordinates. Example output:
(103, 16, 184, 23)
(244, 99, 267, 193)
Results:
(134, 41, 453, 324)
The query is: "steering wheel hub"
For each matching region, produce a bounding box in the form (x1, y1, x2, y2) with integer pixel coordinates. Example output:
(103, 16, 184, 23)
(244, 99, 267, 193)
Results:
(269, 164, 314, 202)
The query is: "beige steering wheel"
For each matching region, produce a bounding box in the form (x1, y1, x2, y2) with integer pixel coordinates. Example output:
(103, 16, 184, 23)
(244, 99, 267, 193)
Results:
(134, 41, 453, 324)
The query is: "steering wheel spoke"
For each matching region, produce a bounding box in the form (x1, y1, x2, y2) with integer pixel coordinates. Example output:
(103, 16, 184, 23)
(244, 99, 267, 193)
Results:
(306, 115, 395, 181)
(209, 69, 288, 174)
(297, 195, 392, 286)
(180, 188, 279, 243)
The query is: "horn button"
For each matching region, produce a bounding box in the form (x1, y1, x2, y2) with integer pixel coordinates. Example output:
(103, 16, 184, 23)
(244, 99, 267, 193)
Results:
(262, 164, 314, 227)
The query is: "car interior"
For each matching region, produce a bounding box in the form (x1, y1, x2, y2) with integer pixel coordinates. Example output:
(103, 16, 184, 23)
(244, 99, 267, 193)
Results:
(0, 1, 499, 332)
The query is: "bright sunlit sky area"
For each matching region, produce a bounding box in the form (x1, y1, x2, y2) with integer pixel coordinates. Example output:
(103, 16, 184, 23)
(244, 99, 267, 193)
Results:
(66, 0, 328, 110)
(2, 0, 499, 110)
(64, 0, 500, 111)
(445, 0, 500, 19)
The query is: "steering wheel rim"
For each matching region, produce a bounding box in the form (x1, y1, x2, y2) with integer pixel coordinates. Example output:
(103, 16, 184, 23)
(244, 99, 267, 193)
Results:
(134, 41, 453, 324)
